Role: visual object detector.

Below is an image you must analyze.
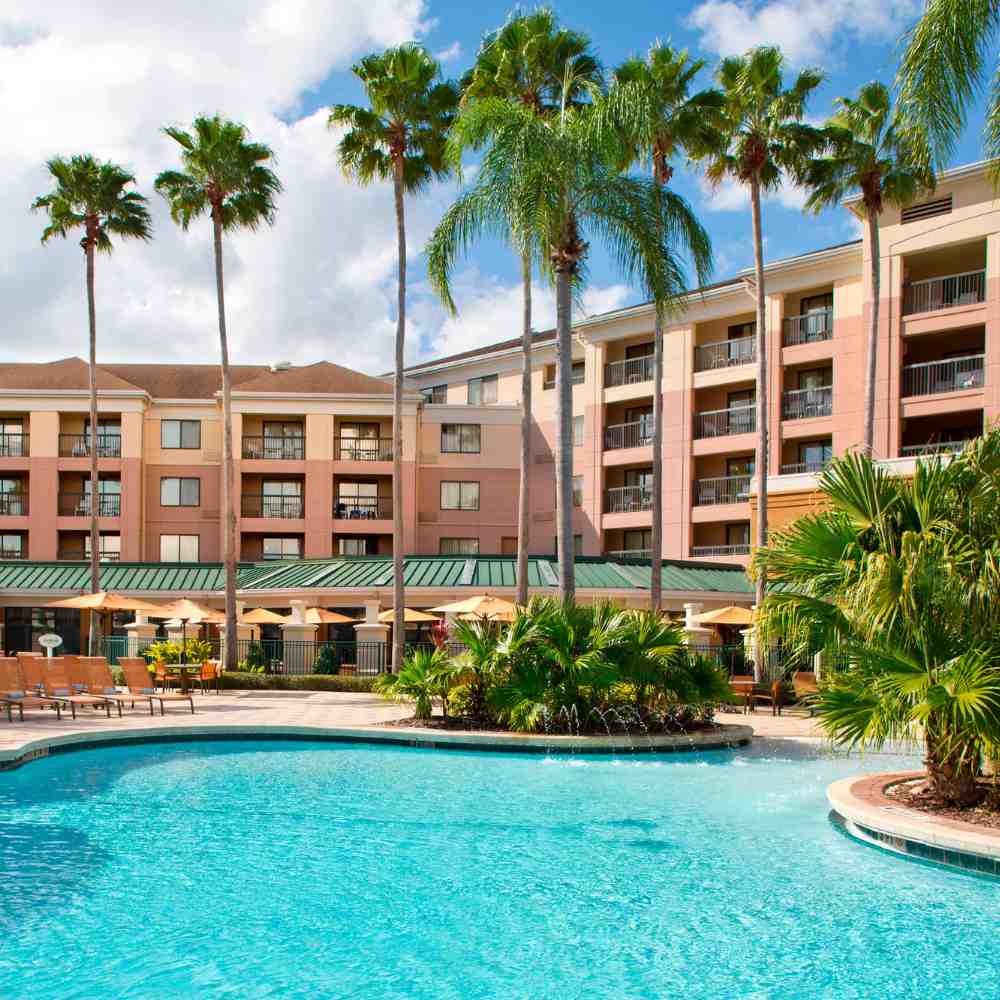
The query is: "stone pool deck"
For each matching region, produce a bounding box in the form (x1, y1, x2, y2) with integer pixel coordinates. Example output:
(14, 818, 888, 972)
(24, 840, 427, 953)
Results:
(0, 691, 818, 766)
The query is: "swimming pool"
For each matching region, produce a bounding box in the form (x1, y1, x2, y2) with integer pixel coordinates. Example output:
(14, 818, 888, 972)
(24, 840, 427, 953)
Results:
(0, 739, 995, 999)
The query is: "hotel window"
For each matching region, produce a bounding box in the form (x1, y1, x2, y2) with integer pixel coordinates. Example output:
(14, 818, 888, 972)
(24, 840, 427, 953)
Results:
(727, 523, 751, 547)
(422, 384, 448, 404)
(160, 534, 200, 562)
(728, 321, 755, 340)
(440, 537, 480, 555)
(467, 374, 498, 405)
(501, 536, 518, 555)
(262, 480, 303, 518)
(0, 418, 26, 457)
(83, 478, 121, 516)
(0, 533, 24, 559)
(261, 421, 305, 460)
(727, 456, 754, 477)
(339, 537, 373, 556)
(798, 440, 832, 468)
(543, 360, 585, 388)
(441, 424, 481, 453)
(0, 478, 25, 516)
(441, 481, 480, 511)
(572, 475, 583, 507)
(160, 477, 200, 507)
(336, 480, 381, 518)
(624, 528, 651, 553)
(625, 342, 654, 359)
(339, 422, 383, 460)
(160, 419, 201, 449)
(262, 537, 302, 561)
(573, 415, 584, 447)
(85, 534, 121, 561)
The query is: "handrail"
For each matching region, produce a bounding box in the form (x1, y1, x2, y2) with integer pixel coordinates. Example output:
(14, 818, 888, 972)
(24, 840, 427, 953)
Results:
(333, 497, 393, 519)
(241, 494, 305, 518)
(604, 355, 655, 387)
(58, 433, 121, 458)
(605, 548, 651, 560)
(694, 404, 755, 439)
(901, 354, 984, 397)
(334, 437, 394, 461)
(694, 338, 755, 372)
(693, 475, 751, 506)
(781, 385, 832, 419)
(902, 269, 985, 315)
(899, 440, 971, 457)
(0, 493, 28, 516)
(57, 493, 121, 517)
(604, 420, 653, 450)
(241, 435, 305, 460)
(690, 543, 750, 557)
(782, 308, 832, 346)
(0, 433, 29, 457)
(603, 484, 652, 513)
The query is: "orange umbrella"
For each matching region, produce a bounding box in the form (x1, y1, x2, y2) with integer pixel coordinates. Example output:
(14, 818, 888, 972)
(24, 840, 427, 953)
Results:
(377, 608, 440, 624)
(147, 598, 225, 624)
(430, 594, 518, 621)
(44, 592, 165, 613)
(241, 608, 287, 625)
(294, 608, 357, 625)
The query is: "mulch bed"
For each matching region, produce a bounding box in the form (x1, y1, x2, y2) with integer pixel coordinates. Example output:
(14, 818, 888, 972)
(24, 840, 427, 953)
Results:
(886, 777, 1000, 831)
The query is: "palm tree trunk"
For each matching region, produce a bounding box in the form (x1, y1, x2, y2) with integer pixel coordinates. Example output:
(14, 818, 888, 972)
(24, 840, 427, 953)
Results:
(750, 175, 768, 682)
(554, 266, 575, 601)
(651, 303, 664, 612)
(391, 160, 407, 673)
(85, 236, 100, 655)
(516, 249, 532, 607)
(213, 212, 238, 671)
(863, 212, 880, 455)
(925, 729, 983, 807)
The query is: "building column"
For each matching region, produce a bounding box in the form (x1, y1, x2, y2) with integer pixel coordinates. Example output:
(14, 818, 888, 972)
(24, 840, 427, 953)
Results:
(354, 598, 390, 672)
(682, 601, 715, 649)
(281, 600, 319, 673)
(124, 614, 158, 656)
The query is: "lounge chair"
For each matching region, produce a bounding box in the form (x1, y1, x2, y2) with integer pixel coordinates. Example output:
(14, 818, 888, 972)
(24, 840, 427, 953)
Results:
(120, 659, 195, 715)
(81, 658, 162, 716)
(38, 657, 117, 718)
(791, 671, 819, 715)
(16, 654, 92, 719)
(0, 657, 67, 721)
(728, 674, 755, 714)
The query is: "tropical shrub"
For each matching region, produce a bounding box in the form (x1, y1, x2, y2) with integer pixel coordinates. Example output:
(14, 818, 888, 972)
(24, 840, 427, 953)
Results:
(242, 641, 270, 672)
(373, 648, 458, 721)
(218, 672, 374, 693)
(755, 434, 1000, 807)
(312, 644, 338, 675)
(144, 638, 214, 665)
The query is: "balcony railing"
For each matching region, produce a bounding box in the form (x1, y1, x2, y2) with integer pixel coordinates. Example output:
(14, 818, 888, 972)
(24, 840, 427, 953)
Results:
(901, 355, 984, 397)
(57, 493, 121, 517)
(694, 405, 755, 439)
(604, 420, 653, 450)
(335, 437, 394, 461)
(903, 269, 985, 315)
(0, 433, 28, 457)
(241, 494, 304, 518)
(0, 493, 27, 516)
(779, 460, 830, 475)
(241, 436, 305, 460)
(57, 545, 121, 561)
(693, 475, 751, 506)
(58, 434, 121, 458)
(782, 385, 832, 420)
(605, 548, 651, 560)
(782, 308, 833, 346)
(334, 497, 393, 520)
(694, 338, 755, 372)
(604, 355, 654, 388)
(691, 543, 750, 557)
(0, 546, 25, 560)
(900, 440, 973, 457)
(603, 485, 652, 513)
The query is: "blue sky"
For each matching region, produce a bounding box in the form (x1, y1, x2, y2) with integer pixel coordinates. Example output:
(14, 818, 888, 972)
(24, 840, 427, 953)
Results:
(3, 1, 990, 370)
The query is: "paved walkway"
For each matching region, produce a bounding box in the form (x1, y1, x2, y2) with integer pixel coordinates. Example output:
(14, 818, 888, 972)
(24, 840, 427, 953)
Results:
(0, 691, 823, 762)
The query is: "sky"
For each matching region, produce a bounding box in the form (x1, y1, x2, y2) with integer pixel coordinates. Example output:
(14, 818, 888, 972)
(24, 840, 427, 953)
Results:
(1, 0, 989, 375)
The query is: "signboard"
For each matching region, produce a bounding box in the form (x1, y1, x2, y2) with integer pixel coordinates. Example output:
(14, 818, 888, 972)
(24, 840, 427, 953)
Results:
(38, 633, 63, 657)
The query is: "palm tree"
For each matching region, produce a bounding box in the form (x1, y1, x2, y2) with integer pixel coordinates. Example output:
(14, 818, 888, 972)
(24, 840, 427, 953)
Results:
(32, 155, 152, 652)
(429, 87, 711, 602)
(330, 44, 459, 672)
(456, 9, 602, 607)
(895, 0, 1000, 177)
(155, 117, 281, 670)
(606, 43, 721, 611)
(755, 433, 1000, 806)
(696, 46, 824, 678)
(373, 646, 456, 720)
(805, 82, 934, 455)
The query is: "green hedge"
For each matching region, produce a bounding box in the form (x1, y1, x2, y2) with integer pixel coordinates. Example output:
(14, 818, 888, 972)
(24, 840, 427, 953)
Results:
(218, 672, 376, 693)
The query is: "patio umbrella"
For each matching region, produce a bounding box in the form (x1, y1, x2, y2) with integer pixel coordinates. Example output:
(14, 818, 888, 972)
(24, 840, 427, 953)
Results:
(241, 608, 287, 625)
(377, 608, 440, 624)
(696, 606, 754, 627)
(430, 594, 518, 621)
(148, 598, 225, 664)
(297, 608, 357, 625)
(44, 592, 167, 658)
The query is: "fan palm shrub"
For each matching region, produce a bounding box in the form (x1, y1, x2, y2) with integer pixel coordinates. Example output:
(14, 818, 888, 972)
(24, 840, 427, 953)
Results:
(449, 617, 504, 720)
(755, 431, 1000, 806)
(374, 647, 457, 721)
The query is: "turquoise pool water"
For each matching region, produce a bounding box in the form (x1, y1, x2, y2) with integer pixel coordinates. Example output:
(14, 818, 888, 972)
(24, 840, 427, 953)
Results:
(0, 739, 996, 999)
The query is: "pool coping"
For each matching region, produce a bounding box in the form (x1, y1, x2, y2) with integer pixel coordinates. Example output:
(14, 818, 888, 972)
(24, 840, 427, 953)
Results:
(0, 722, 754, 770)
(828, 772, 1000, 877)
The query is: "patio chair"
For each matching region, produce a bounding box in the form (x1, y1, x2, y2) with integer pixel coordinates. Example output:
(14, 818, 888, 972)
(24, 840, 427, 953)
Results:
(120, 659, 194, 715)
(728, 674, 755, 714)
(790, 671, 819, 715)
(0, 657, 66, 721)
(191, 660, 219, 694)
(153, 660, 180, 692)
(82, 659, 161, 716)
(42, 657, 117, 718)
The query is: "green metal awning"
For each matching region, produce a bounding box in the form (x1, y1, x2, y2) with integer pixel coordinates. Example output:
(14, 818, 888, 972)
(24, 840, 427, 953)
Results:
(0, 556, 752, 597)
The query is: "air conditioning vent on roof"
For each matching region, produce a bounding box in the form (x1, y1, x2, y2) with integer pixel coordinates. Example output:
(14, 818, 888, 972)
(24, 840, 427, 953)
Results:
(270, 360, 292, 372)
(901, 195, 952, 224)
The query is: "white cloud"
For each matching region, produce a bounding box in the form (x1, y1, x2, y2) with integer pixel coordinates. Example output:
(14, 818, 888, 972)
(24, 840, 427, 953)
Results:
(699, 174, 810, 213)
(434, 41, 462, 63)
(688, 0, 919, 65)
(0, 0, 454, 374)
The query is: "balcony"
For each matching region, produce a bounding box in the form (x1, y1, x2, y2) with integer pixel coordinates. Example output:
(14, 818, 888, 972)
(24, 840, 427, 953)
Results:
(901, 355, 984, 397)
(694, 338, 755, 372)
(783, 308, 832, 347)
(694, 405, 755, 439)
(0, 493, 27, 516)
(334, 437, 394, 461)
(903, 270, 985, 316)
(58, 434, 121, 458)
(605, 548, 651, 560)
(241, 494, 304, 518)
(56, 542, 121, 561)
(900, 440, 972, 457)
(604, 485, 651, 514)
(0, 543, 25, 559)
(693, 475, 751, 506)
(779, 460, 830, 475)
(604, 420, 652, 451)
(691, 543, 750, 557)
(782, 386, 832, 420)
(241, 436, 305, 460)
(334, 497, 393, 520)
(57, 493, 120, 517)
(0, 433, 28, 458)
(604, 356, 654, 388)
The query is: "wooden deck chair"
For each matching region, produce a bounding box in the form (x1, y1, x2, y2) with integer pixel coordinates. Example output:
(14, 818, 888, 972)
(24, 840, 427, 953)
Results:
(17, 654, 81, 719)
(120, 659, 194, 715)
(0, 657, 67, 721)
(45, 657, 118, 718)
(82, 659, 160, 716)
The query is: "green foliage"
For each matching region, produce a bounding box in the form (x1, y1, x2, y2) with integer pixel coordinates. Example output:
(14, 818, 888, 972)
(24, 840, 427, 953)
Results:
(243, 641, 269, 671)
(144, 639, 214, 665)
(755, 431, 1000, 806)
(312, 644, 339, 675)
(218, 672, 375, 693)
(373, 648, 459, 720)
